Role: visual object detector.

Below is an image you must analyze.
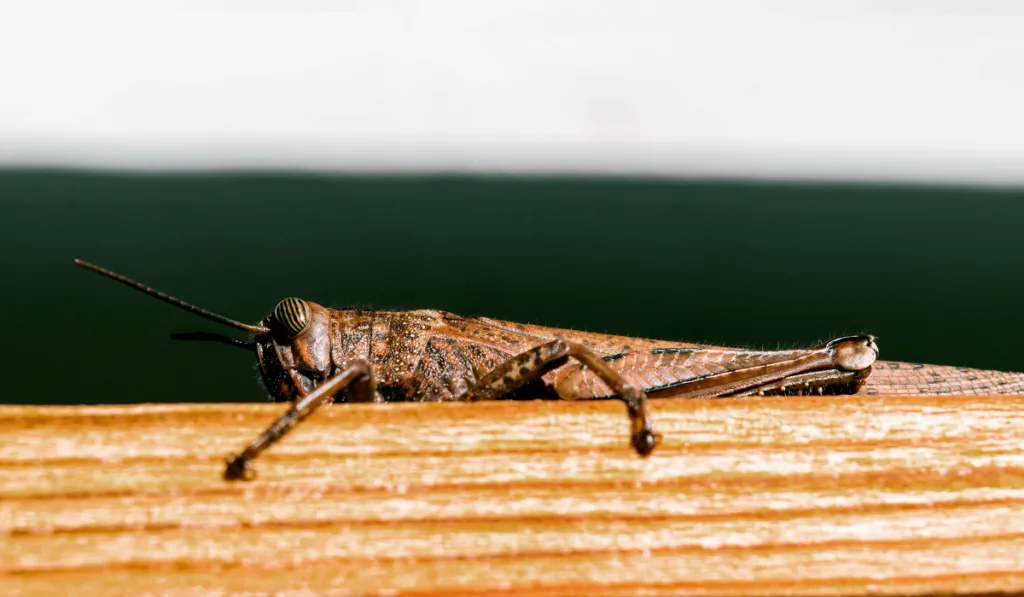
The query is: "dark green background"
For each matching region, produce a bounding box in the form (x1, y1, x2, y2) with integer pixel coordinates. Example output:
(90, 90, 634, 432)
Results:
(3, 170, 1022, 405)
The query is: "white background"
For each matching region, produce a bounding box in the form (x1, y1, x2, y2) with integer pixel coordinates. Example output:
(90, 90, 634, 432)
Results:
(1, 1, 1022, 184)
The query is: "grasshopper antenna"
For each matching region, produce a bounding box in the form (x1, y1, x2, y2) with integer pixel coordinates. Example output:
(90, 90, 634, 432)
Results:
(74, 259, 271, 335)
(171, 331, 256, 350)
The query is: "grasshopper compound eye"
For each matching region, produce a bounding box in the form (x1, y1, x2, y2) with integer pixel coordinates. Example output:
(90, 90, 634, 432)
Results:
(274, 297, 311, 337)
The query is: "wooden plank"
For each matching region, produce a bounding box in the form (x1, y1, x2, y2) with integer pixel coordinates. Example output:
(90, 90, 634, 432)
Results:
(2, 396, 1023, 596)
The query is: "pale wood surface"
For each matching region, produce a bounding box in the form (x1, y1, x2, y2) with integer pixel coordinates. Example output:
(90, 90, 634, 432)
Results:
(2, 396, 1024, 596)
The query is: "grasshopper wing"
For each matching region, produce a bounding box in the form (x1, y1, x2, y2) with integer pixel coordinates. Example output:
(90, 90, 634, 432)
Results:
(552, 338, 876, 399)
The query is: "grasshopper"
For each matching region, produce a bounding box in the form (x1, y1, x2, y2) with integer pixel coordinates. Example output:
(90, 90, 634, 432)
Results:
(74, 259, 878, 481)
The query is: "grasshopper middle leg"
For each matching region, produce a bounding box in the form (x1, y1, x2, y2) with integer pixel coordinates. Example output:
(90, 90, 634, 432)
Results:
(463, 339, 661, 456)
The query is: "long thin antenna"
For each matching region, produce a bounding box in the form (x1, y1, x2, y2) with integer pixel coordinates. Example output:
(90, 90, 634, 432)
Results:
(74, 259, 270, 335)
(171, 331, 256, 350)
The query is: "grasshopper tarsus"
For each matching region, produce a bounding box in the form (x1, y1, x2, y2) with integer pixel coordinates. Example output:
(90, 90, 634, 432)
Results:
(632, 429, 661, 457)
(224, 455, 255, 482)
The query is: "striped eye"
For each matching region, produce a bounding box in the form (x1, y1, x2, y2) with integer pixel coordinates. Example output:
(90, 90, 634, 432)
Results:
(273, 297, 311, 337)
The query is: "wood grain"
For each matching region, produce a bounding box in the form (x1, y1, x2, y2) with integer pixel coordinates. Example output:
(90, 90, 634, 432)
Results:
(2, 396, 1024, 596)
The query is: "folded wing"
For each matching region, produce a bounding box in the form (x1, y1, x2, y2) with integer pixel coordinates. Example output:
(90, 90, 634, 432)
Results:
(552, 346, 838, 399)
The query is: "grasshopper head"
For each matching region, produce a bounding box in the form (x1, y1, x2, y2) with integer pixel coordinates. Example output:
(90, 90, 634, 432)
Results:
(255, 298, 334, 402)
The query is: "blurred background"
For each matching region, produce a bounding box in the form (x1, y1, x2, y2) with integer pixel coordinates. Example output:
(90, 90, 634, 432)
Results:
(2, 2, 1023, 405)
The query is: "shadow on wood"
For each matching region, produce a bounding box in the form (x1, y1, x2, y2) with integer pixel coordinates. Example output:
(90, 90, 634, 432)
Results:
(2, 396, 1024, 596)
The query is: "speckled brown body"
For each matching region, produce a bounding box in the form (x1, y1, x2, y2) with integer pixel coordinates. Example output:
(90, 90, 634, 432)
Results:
(261, 304, 1024, 405)
(73, 259, 1024, 482)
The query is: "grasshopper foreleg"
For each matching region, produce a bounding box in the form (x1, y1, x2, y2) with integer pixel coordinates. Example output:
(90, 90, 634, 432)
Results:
(464, 340, 661, 457)
(224, 361, 376, 481)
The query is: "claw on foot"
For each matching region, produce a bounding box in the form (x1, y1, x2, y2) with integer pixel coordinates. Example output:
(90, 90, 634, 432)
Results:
(631, 429, 661, 457)
(224, 455, 256, 482)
